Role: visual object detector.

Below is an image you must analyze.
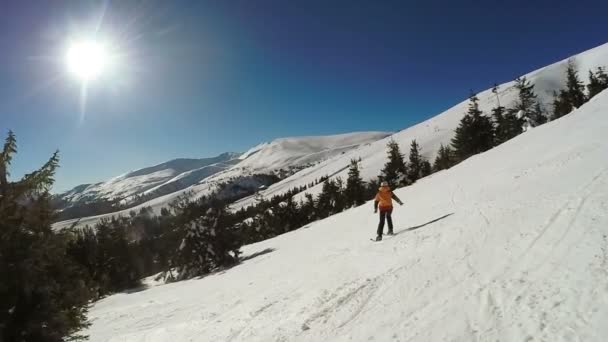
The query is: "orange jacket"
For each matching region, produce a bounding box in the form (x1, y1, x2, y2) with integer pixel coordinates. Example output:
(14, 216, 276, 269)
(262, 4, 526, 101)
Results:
(374, 186, 403, 210)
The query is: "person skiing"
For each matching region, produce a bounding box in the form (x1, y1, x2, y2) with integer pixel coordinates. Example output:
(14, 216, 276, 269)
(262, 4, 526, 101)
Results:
(373, 181, 403, 241)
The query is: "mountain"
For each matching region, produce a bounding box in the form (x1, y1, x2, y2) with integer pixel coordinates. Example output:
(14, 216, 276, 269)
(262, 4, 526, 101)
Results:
(231, 42, 608, 210)
(53, 152, 241, 210)
(53, 132, 390, 227)
(83, 87, 608, 341)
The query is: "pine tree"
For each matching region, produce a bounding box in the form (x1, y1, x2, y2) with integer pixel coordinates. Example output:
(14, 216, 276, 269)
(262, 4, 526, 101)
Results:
(531, 102, 548, 126)
(564, 59, 587, 109)
(551, 89, 571, 120)
(420, 160, 432, 178)
(173, 206, 241, 280)
(432, 144, 456, 172)
(407, 140, 423, 183)
(597, 67, 608, 87)
(514, 77, 536, 113)
(513, 76, 546, 127)
(344, 159, 365, 208)
(316, 178, 341, 218)
(93, 218, 143, 295)
(588, 67, 608, 99)
(0, 131, 92, 342)
(380, 139, 408, 187)
(451, 93, 495, 161)
(492, 106, 506, 144)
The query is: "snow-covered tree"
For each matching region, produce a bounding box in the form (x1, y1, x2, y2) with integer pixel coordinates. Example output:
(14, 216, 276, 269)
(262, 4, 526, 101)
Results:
(174, 207, 241, 280)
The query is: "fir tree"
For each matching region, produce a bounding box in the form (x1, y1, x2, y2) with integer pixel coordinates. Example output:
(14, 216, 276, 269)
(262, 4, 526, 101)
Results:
(0, 131, 92, 342)
(344, 159, 366, 208)
(173, 206, 241, 280)
(432, 144, 456, 172)
(93, 218, 143, 295)
(316, 178, 341, 218)
(551, 89, 571, 120)
(587, 67, 608, 99)
(513, 76, 546, 127)
(531, 102, 548, 126)
(564, 59, 587, 109)
(451, 93, 495, 161)
(380, 139, 408, 187)
(407, 140, 423, 183)
(420, 160, 432, 178)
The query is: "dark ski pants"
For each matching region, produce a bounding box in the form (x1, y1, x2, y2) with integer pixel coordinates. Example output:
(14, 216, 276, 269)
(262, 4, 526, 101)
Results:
(377, 208, 393, 236)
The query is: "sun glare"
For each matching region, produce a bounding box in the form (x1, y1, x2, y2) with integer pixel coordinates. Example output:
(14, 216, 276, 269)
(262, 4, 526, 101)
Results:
(66, 40, 108, 81)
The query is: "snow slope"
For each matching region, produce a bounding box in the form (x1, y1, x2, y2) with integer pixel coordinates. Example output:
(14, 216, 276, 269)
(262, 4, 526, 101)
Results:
(53, 132, 389, 229)
(84, 90, 608, 341)
(232, 42, 608, 210)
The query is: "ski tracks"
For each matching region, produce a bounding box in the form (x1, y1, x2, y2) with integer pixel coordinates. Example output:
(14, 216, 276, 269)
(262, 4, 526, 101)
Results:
(513, 167, 608, 272)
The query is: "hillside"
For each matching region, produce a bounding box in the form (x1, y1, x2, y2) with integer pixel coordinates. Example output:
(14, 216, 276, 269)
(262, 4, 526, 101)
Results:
(84, 89, 608, 341)
(53, 132, 389, 228)
(232, 42, 608, 210)
(55, 153, 240, 207)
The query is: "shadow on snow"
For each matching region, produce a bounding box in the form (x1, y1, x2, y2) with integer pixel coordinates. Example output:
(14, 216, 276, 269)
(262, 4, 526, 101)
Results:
(395, 213, 454, 235)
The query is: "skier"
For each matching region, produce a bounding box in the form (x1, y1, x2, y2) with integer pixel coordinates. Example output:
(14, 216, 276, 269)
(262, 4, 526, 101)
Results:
(373, 181, 403, 241)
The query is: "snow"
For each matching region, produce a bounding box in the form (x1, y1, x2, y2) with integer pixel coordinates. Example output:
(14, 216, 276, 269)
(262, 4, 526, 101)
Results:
(84, 89, 608, 341)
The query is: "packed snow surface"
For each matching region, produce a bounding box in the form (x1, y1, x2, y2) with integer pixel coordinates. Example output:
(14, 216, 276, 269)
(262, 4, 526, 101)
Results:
(85, 90, 608, 341)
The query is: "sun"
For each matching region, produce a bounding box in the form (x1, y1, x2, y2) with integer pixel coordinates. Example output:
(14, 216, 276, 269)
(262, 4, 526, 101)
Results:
(66, 40, 109, 81)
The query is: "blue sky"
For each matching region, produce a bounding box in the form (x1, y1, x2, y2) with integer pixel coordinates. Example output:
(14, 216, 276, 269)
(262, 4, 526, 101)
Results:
(1, 0, 607, 192)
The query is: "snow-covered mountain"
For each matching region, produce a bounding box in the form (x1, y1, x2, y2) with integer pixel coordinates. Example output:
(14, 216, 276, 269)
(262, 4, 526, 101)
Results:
(231, 42, 608, 210)
(54, 152, 241, 208)
(84, 87, 608, 341)
(53, 132, 390, 228)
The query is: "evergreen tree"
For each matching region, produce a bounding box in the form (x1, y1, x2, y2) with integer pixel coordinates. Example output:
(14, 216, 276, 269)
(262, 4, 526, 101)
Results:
(513, 77, 536, 113)
(332, 177, 347, 213)
(564, 59, 587, 109)
(173, 206, 241, 280)
(432, 144, 456, 172)
(316, 178, 341, 217)
(531, 102, 548, 126)
(551, 89, 571, 120)
(380, 139, 408, 187)
(0, 131, 91, 342)
(451, 93, 495, 161)
(344, 159, 365, 208)
(420, 160, 432, 178)
(407, 140, 423, 183)
(513, 76, 546, 127)
(587, 67, 608, 99)
(364, 178, 381, 202)
(94, 218, 143, 295)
